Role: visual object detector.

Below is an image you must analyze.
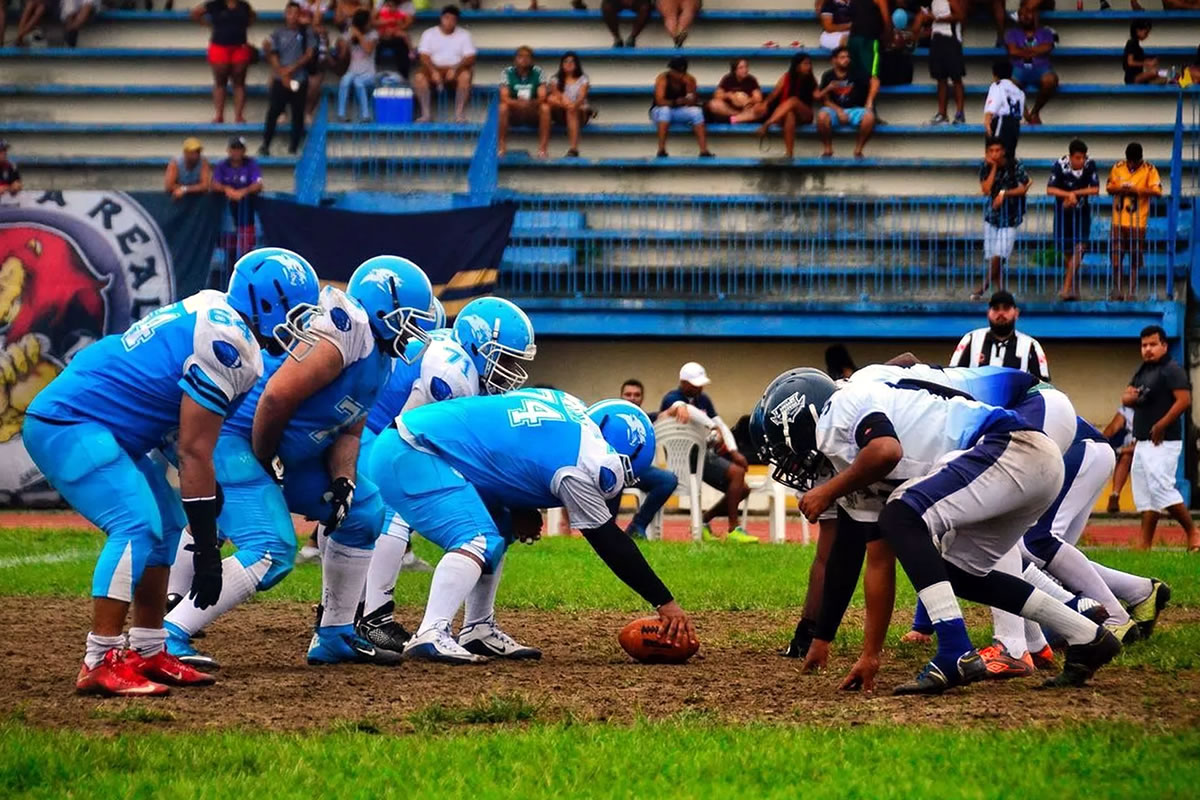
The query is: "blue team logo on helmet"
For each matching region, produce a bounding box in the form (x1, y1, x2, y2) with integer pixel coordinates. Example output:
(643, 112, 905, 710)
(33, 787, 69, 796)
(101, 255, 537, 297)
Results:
(452, 297, 537, 394)
(225, 247, 322, 362)
(587, 399, 655, 485)
(346, 256, 435, 364)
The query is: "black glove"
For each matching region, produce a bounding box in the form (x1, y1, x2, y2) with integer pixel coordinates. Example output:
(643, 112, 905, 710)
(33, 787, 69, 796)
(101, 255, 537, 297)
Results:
(321, 476, 355, 533)
(181, 494, 223, 610)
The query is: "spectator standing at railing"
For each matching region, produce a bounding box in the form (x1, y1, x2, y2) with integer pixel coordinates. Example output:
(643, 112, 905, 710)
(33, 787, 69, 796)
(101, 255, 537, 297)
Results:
(0, 141, 21, 197)
(650, 56, 714, 158)
(611, 379, 679, 540)
(373, 0, 416, 81)
(546, 51, 592, 158)
(260, 2, 314, 156)
(1107, 142, 1162, 302)
(497, 46, 550, 158)
(164, 137, 212, 200)
(193, 0, 256, 124)
(212, 135, 263, 269)
(918, 0, 965, 125)
(950, 290, 1049, 380)
(705, 58, 767, 124)
(815, 45, 878, 159)
(972, 137, 1031, 300)
(1046, 138, 1099, 302)
(336, 9, 378, 122)
(659, 0, 700, 48)
(601, 0, 651, 49)
(755, 52, 817, 159)
(818, 0, 853, 52)
(1004, 4, 1058, 125)
(1123, 21, 1169, 86)
(413, 5, 477, 123)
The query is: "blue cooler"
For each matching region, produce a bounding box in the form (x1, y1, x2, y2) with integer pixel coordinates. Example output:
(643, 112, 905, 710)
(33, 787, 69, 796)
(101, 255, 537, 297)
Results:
(375, 87, 413, 123)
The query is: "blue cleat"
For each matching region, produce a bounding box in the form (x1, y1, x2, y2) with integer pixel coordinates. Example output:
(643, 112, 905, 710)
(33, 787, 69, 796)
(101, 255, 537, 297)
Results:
(164, 622, 220, 671)
(306, 624, 402, 666)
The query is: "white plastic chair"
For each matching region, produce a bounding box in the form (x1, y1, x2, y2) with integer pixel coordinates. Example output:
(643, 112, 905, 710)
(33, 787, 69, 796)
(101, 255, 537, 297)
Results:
(544, 507, 564, 536)
(653, 416, 709, 541)
(741, 470, 791, 544)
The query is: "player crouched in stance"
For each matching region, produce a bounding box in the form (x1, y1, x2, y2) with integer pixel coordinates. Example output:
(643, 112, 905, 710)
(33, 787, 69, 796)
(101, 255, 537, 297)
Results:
(163, 254, 434, 669)
(21, 249, 297, 696)
(367, 391, 696, 663)
(354, 296, 537, 659)
(753, 368, 1121, 694)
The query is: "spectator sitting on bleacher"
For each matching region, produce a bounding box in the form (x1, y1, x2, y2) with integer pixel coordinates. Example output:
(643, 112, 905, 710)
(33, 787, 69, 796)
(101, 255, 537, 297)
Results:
(755, 52, 817, 159)
(984, 59, 1023, 159)
(497, 46, 550, 158)
(546, 51, 592, 158)
(659, 0, 699, 48)
(165, 137, 213, 200)
(413, 5, 476, 123)
(373, 0, 416, 81)
(660, 363, 754, 544)
(612, 379, 679, 540)
(1123, 22, 1168, 86)
(260, 2, 314, 156)
(12, 0, 47, 48)
(304, 12, 335, 125)
(818, 0, 852, 51)
(601, 0, 651, 49)
(212, 136, 263, 268)
(1162, 0, 1199, 9)
(194, 0, 256, 124)
(336, 9, 378, 122)
(1004, 4, 1058, 125)
(973, 137, 1031, 300)
(705, 58, 766, 124)
(815, 45, 878, 159)
(651, 56, 714, 159)
(1107, 142, 1162, 302)
(1046, 138, 1098, 302)
(0, 141, 22, 197)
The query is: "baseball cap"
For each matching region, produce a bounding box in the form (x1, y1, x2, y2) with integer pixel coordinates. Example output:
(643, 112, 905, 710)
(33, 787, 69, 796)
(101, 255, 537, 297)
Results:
(988, 290, 1017, 309)
(679, 361, 710, 387)
(228, 135, 247, 149)
(183, 137, 203, 153)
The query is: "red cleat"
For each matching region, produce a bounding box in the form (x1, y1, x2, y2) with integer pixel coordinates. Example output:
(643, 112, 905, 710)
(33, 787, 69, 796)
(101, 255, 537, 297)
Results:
(978, 642, 1036, 679)
(1031, 644, 1057, 671)
(125, 650, 216, 687)
(76, 649, 169, 697)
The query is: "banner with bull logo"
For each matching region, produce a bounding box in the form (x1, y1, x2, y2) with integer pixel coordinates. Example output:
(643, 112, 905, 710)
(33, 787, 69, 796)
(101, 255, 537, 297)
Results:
(0, 190, 225, 505)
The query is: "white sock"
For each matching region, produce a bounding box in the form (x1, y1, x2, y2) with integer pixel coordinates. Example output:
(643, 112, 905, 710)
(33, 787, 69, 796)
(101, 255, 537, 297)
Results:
(128, 626, 166, 658)
(418, 551, 481, 635)
(916, 581, 964, 623)
(464, 556, 504, 627)
(364, 515, 411, 617)
(1021, 588, 1099, 646)
(321, 539, 374, 628)
(1024, 619, 1049, 653)
(1022, 563, 1074, 603)
(85, 632, 126, 669)
(165, 554, 266, 636)
(166, 528, 195, 598)
(1090, 563, 1154, 606)
(990, 548, 1029, 655)
(1047, 545, 1131, 625)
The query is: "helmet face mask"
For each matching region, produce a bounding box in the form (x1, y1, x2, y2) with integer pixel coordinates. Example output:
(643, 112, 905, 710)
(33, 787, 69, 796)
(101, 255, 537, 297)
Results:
(753, 368, 838, 492)
(382, 304, 435, 364)
(272, 302, 324, 362)
(481, 342, 537, 394)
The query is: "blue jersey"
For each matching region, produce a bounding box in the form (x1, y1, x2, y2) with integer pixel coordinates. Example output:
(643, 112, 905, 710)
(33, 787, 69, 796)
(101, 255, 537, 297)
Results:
(27, 290, 263, 455)
(396, 388, 623, 528)
(365, 329, 479, 435)
(223, 286, 391, 464)
(851, 364, 1040, 409)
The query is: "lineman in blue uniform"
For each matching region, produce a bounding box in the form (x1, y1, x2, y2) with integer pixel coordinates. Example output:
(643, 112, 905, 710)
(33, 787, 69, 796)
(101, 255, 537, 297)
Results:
(163, 255, 435, 669)
(355, 297, 537, 659)
(367, 391, 696, 663)
(23, 247, 319, 696)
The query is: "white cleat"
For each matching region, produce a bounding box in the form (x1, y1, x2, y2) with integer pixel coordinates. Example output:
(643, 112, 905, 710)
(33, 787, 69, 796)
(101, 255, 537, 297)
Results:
(458, 617, 542, 660)
(403, 625, 489, 664)
(296, 545, 322, 565)
(400, 549, 434, 573)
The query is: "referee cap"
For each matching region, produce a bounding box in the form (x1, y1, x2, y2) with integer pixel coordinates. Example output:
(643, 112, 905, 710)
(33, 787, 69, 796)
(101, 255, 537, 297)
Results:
(988, 290, 1017, 309)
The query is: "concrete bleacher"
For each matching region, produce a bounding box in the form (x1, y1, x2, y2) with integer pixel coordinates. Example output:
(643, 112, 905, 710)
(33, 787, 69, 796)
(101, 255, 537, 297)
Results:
(0, 4, 1196, 195)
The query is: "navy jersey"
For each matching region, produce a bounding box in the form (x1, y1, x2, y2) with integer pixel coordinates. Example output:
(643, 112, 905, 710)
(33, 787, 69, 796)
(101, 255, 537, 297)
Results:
(396, 388, 624, 528)
(223, 286, 390, 464)
(365, 329, 479, 435)
(27, 290, 263, 455)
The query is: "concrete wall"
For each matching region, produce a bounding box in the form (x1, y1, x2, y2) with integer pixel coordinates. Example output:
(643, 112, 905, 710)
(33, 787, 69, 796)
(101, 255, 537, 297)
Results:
(527, 337, 1143, 427)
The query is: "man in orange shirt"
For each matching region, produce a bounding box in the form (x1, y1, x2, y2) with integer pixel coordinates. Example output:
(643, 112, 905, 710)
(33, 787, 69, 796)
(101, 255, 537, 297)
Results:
(1106, 141, 1162, 301)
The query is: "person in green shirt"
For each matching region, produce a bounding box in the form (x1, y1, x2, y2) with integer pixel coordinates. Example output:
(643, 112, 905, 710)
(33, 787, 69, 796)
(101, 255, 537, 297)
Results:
(498, 45, 550, 158)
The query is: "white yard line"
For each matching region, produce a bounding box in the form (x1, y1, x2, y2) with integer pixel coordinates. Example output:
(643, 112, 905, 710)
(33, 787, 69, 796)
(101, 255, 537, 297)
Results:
(0, 549, 96, 569)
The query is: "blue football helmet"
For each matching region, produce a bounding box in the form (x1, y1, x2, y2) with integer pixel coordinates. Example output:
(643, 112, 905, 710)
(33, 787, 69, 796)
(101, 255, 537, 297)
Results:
(587, 399, 655, 485)
(452, 297, 537, 394)
(226, 247, 322, 361)
(346, 256, 435, 363)
(418, 297, 447, 333)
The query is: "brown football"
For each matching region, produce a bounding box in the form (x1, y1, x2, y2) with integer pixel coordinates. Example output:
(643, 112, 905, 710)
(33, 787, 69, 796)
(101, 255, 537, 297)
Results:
(618, 616, 699, 664)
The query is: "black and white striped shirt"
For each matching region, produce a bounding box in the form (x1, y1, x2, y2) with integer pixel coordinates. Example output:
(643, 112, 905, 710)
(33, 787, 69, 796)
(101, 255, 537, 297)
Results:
(949, 327, 1050, 381)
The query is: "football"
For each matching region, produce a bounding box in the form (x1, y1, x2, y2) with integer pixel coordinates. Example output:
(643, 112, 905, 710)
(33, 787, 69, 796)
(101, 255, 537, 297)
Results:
(618, 616, 699, 664)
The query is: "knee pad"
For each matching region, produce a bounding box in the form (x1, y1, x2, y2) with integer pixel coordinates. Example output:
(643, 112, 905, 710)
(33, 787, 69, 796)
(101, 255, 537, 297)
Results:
(246, 536, 297, 591)
(456, 531, 509, 575)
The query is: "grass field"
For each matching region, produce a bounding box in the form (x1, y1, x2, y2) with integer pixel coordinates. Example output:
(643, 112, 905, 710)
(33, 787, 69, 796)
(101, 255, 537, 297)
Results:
(2, 522, 1199, 799)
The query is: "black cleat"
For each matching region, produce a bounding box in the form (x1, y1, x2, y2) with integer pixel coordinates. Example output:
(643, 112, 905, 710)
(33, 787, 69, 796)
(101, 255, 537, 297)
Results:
(1071, 594, 1111, 625)
(893, 651, 986, 696)
(356, 601, 412, 658)
(1040, 629, 1121, 689)
(1130, 579, 1171, 640)
(780, 618, 815, 659)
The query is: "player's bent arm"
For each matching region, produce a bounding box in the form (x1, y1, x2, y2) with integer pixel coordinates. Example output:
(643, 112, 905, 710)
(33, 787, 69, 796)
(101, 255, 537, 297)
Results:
(325, 417, 365, 482)
(252, 337, 345, 464)
(177, 394, 224, 575)
(820, 436, 902, 505)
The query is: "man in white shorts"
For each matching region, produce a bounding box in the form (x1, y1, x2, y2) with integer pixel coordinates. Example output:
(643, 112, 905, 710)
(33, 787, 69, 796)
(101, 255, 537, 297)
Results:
(974, 137, 1032, 301)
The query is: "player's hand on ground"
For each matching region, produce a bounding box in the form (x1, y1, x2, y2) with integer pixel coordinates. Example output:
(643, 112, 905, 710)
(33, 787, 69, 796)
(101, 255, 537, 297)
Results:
(321, 477, 355, 532)
(188, 541, 223, 610)
(656, 600, 697, 647)
(839, 652, 880, 693)
(801, 639, 830, 673)
(798, 486, 833, 523)
(511, 507, 543, 544)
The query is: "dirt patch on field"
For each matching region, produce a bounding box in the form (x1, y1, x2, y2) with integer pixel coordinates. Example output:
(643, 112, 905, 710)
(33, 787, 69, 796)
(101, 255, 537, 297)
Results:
(2, 599, 1198, 734)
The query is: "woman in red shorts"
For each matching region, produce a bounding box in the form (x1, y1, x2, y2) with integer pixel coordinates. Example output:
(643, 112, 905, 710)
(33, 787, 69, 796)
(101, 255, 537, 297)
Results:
(192, 0, 257, 123)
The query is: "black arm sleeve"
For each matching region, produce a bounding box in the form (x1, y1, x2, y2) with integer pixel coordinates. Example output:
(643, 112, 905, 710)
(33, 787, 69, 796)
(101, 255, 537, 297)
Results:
(582, 519, 674, 608)
(812, 507, 868, 642)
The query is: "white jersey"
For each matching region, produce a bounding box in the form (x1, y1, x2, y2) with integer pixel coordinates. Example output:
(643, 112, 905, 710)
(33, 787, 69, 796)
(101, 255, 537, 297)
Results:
(310, 285, 376, 369)
(984, 79, 1026, 121)
(401, 335, 480, 414)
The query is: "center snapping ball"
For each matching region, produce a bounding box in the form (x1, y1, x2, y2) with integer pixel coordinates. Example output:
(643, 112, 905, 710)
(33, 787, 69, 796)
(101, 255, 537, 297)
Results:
(618, 616, 699, 664)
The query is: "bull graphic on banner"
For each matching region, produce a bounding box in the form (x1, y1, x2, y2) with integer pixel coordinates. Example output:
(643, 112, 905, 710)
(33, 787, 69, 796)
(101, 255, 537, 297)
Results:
(0, 191, 175, 504)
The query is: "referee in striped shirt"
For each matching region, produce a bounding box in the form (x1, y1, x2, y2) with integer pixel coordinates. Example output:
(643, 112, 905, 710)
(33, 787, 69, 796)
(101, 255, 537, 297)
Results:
(949, 290, 1050, 380)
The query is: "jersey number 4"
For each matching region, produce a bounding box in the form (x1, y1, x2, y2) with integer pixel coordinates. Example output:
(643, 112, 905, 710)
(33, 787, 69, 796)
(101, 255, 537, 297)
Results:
(508, 399, 565, 427)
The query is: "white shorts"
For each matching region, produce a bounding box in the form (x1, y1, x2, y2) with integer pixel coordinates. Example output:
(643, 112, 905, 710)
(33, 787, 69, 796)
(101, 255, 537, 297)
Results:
(984, 222, 1017, 260)
(1131, 439, 1184, 512)
(819, 31, 848, 50)
(59, 0, 95, 21)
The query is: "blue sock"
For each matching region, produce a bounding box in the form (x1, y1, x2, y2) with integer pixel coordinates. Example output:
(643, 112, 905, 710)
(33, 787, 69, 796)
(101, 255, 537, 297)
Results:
(912, 600, 933, 634)
(931, 618, 974, 675)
